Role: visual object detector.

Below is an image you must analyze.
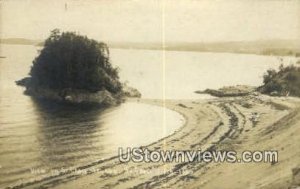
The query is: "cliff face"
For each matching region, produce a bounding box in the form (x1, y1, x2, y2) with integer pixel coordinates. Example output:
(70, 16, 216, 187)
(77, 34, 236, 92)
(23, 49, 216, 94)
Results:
(16, 78, 141, 105)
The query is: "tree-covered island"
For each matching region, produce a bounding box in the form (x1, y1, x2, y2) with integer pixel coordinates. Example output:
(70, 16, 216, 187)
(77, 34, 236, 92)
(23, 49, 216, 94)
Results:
(16, 29, 141, 105)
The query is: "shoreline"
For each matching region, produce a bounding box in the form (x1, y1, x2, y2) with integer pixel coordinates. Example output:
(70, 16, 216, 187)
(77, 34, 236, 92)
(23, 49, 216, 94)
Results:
(1, 41, 300, 57)
(10, 95, 300, 189)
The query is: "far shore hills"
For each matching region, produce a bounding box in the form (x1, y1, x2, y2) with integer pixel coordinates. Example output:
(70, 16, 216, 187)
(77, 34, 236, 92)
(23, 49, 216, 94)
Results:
(1, 38, 300, 56)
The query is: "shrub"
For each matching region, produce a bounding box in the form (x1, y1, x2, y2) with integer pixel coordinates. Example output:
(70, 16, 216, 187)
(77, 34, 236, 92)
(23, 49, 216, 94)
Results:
(260, 64, 300, 96)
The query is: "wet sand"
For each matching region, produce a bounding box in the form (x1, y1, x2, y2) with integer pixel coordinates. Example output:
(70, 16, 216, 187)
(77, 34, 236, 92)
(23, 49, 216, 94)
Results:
(11, 95, 300, 189)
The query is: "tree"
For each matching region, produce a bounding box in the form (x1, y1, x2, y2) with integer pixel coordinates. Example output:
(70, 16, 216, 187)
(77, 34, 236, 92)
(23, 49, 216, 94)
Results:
(260, 64, 300, 96)
(30, 29, 122, 93)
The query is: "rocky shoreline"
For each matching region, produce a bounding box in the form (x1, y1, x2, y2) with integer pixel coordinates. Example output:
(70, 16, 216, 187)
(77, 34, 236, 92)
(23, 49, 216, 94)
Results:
(195, 85, 258, 97)
(16, 77, 141, 105)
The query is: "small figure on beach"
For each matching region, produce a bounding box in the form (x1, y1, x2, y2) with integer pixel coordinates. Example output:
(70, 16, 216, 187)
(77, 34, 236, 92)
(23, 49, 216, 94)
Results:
(250, 112, 260, 126)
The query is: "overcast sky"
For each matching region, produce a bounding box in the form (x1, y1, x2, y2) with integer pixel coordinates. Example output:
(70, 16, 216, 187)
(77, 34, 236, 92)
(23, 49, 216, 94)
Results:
(1, 0, 299, 42)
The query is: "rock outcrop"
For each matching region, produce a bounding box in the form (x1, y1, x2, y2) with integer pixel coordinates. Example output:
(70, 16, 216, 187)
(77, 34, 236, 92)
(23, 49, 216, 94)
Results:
(121, 84, 142, 98)
(16, 78, 141, 105)
(195, 85, 256, 97)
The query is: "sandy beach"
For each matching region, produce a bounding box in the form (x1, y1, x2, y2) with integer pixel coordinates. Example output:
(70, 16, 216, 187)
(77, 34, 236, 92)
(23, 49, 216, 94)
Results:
(11, 95, 300, 189)
(2, 1, 300, 188)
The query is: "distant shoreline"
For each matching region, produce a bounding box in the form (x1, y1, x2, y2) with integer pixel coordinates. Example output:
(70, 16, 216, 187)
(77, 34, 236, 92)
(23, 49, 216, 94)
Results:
(1, 38, 299, 57)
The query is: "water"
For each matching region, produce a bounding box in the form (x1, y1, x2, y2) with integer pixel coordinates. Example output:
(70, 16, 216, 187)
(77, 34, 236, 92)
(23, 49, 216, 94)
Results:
(111, 48, 298, 99)
(0, 45, 184, 188)
(0, 44, 298, 188)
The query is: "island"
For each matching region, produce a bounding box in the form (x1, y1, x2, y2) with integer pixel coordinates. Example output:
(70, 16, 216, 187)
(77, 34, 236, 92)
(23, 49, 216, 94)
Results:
(16, 29, 141, 105)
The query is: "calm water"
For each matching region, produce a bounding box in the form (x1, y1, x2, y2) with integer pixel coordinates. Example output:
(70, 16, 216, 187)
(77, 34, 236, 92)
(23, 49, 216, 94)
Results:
(111, 48, 297, 99)
(0, 45, 185, 188)
(0, 44, 298, 188)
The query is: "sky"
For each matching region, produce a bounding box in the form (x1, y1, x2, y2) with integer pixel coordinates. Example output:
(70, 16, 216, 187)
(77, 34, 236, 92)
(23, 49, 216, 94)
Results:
(0, 0, 299, 42)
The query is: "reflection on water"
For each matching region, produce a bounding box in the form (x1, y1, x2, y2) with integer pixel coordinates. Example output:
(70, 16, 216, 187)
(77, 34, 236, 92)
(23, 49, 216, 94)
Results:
(30, 99, 106, 168)
(0, 97, 184, 188)
(0, 44, 185, 188)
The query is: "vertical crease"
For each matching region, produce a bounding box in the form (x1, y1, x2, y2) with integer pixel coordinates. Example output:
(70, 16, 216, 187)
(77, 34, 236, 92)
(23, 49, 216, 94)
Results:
(161, 0, 167, 181)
